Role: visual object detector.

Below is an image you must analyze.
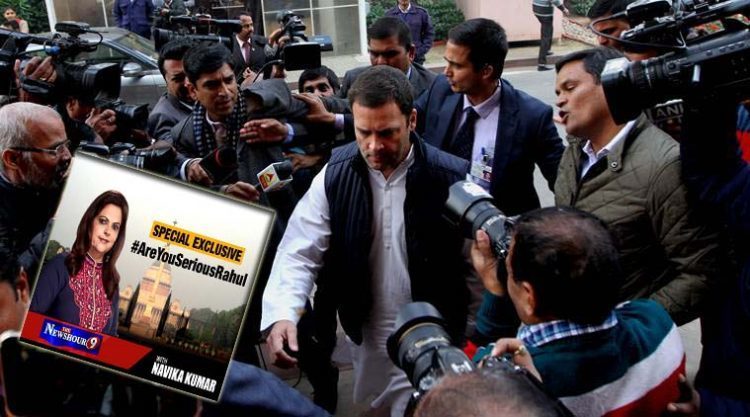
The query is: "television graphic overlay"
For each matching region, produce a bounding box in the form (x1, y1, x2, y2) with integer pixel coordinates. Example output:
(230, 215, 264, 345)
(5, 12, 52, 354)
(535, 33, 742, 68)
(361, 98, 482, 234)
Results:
(20, 154, 275, 402)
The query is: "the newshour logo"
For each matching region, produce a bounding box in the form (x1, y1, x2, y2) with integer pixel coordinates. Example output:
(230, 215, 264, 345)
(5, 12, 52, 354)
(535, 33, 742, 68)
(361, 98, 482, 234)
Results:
(40, 320, 102, 354)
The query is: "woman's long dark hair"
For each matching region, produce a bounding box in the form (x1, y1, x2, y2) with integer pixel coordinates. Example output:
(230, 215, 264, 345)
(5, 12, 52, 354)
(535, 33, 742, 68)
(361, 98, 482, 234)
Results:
(65, 190, 129, 299)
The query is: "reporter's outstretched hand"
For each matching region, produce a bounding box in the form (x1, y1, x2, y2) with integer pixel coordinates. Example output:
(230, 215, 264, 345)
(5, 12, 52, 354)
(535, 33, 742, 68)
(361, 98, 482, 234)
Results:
(223, 181, 260, 202)
(266, 320, 299, 368)
(241, 118, 288, 144)
(293, 92, 336, 125)
(283, 152, 324, 172)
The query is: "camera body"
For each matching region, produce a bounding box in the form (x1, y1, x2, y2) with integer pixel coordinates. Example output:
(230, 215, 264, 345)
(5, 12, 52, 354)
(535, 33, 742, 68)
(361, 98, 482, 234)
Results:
(96, 98, 150, 142)
(600, 0, 750, 123)
(0, 22, 103, 97)
(272, 10, 333, 71)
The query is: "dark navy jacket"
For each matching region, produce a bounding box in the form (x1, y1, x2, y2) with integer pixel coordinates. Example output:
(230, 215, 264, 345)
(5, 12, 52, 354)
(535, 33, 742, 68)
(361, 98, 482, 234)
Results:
(681, 99, 750, 409)
(385, 4, 434, 60)
(314, 134, 470, 345)
(113, 0, 154, 39)
(415, 75, 564, 216)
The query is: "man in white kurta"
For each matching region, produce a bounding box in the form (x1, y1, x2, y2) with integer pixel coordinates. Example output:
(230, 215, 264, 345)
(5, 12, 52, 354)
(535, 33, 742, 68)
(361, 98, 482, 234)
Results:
(261, 66, 470, 416)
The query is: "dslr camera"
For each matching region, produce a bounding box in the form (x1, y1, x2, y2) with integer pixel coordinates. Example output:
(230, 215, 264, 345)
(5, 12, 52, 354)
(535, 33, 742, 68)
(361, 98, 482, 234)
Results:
(444, 180, 515, 261)
(387, 302, 574, 417)
(599, 0, 750, 123)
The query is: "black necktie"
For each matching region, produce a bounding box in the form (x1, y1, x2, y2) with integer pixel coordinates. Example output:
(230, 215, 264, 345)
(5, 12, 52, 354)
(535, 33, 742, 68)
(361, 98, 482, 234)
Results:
(450, 108, 480, 161)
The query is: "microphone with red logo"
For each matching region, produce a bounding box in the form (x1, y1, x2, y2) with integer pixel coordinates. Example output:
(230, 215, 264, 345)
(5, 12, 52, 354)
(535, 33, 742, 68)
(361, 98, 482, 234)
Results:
(257, 160, 294, 192)
(199, 146, 237, 183)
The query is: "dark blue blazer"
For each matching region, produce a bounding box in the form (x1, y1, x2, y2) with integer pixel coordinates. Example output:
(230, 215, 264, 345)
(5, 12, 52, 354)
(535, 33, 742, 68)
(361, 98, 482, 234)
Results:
(415, 75, 564, 215)
(113, 0, 154, 39)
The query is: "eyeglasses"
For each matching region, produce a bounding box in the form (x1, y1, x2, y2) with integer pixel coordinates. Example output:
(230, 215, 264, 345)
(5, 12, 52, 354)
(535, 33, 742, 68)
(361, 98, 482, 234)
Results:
(10, 139, 71, 157)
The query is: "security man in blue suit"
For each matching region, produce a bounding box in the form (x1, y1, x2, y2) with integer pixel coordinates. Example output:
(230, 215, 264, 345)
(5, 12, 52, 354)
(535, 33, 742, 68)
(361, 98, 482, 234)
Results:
(415, 18, 564, 218)
(415, 18, 564, 342)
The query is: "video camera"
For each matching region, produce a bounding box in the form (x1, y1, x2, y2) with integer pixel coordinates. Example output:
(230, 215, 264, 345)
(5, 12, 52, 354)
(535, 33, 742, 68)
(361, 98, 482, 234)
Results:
(0, 21, 104, 97)
(387, 302, 574, 417)
(79, 141, 177, 173)
(598, 0, 750, 123)
(261, 10, 333, 73)
(96, 98, 150, 142)
(153, 14, 241, 51)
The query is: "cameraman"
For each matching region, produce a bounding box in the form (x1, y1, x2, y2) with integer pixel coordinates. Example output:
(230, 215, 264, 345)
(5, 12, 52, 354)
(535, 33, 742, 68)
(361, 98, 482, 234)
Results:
(0, 103, 71, 274)
(680, 92, 750, 414)
(472, 207, 687, 416)
(588, 0, 652, 58)
(56, 95, 117, 149)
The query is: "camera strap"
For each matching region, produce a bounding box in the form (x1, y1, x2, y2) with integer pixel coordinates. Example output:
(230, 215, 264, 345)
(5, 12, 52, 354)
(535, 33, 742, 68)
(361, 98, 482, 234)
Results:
(18, 73, 56, 97)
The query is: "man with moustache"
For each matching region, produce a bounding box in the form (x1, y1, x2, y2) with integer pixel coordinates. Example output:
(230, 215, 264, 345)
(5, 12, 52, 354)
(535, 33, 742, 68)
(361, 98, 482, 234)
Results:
(232, 11, 274, 83)
(553, 47, 720, 325)
(148, 39, 195, 143)
(169, 42, 260, 202)
(0, 102, 72, 270)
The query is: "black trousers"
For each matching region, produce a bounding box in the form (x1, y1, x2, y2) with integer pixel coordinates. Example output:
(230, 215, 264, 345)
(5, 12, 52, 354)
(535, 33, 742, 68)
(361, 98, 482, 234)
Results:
(532, 4, 554, 65)
(534, 9, 554, 65)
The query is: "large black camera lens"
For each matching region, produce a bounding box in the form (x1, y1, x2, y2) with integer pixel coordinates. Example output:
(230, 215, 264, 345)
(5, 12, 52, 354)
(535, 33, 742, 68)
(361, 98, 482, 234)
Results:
(444, 181, 514, 259)
(387, 302, 475, 393)
(58, 62, 121, 103)
(109, 146, 176, 172)
(114, 102, 149, 131)
(601, 56, 676, 124)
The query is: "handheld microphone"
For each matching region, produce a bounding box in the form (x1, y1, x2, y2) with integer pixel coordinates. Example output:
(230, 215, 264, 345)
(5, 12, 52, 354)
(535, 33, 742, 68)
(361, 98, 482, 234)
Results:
(199, 146, 237, 183)
(257, 160, 293, 192)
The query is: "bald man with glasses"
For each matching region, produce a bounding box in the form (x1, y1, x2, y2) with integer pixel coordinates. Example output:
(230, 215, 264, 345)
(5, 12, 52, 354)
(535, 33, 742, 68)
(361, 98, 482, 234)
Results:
(0, 102, 72, 271)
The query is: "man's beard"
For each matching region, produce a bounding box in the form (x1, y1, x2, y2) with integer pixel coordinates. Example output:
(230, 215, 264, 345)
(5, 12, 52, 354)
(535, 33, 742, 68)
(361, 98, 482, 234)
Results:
(20, 154, 69, 191)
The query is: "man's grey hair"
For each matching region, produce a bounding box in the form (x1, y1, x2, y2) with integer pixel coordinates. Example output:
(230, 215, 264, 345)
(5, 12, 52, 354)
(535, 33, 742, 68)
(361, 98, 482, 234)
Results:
(0, 102, 61, 171)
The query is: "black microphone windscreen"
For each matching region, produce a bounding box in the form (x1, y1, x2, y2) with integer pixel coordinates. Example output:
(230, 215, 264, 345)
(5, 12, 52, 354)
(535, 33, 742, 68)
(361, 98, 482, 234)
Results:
(275, 160, 294, 180)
